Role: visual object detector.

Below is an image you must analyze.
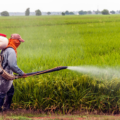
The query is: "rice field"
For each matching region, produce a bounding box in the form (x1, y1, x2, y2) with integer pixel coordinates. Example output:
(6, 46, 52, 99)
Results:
(1, 15, 120, 113)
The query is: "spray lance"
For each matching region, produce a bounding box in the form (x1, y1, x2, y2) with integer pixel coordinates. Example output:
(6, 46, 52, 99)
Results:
(0, 66, 68, 80)
(17, 66, 67, 79)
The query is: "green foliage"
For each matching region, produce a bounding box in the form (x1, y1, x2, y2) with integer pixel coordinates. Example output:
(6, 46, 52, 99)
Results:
(47, 12, 51, 15)
(65, 11, 69, 15)
(69, 12, 74, 15)
(64, 11, 74, 15)
(62, 12, 65, 16)
(110, 10, 115, 14)
(35, 9, 42, 16)
(87, 11, 92, 14)
(78, 10, 87, 15)
(25, 8, 30, 16)
(1, 15, 120, 113)
(102, 9, 109, 15)
(1, 11, 9, 16)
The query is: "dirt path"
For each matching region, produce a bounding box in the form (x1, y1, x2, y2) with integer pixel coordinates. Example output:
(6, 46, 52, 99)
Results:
(29, 116, 85, 120)
(29, 115, 120, 120)
(28, 115, 120, 120)
(1, 109, 120, 120)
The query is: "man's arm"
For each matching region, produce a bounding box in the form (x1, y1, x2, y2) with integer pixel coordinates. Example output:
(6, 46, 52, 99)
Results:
(7, 50, 24, 76)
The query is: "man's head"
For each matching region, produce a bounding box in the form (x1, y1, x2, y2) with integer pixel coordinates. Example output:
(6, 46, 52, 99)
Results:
(7, 34, 25, 56)
(11, 34, 25, 42)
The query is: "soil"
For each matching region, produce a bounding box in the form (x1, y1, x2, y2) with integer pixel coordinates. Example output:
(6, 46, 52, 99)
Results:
(1, 109, 120, 120)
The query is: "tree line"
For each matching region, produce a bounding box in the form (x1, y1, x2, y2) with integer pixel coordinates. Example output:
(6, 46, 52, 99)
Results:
(62, 9, 117, 15)
(0, 8, 119, 16)
(0, 8, 42, 16)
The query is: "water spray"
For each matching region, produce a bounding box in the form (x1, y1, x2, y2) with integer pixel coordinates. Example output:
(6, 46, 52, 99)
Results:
(67, 66, 120, 79)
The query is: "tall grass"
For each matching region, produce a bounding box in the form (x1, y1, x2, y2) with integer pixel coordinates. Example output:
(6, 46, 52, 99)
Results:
(1, 15, 120, 113)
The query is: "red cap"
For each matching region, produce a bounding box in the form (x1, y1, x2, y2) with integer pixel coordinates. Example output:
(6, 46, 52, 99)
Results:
(11, 34, 25, 42)
(0, 33, 7, 37)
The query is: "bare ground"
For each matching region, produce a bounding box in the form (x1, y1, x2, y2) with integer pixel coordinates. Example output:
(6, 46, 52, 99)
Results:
(0, 109, 120, 120)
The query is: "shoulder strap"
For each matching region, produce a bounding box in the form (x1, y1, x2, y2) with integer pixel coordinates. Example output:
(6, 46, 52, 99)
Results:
(0, 55, 3, 66)
(0, 50, 8, 69)
(0, 51, 4, 68)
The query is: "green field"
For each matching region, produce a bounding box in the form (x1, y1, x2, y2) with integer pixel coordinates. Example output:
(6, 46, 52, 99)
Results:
(1, 15, 120, 113)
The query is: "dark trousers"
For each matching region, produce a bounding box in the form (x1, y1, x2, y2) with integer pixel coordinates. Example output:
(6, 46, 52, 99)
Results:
(0, 84, 14, 109)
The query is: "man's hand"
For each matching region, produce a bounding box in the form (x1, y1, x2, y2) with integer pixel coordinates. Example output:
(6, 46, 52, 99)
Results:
(22, 73, 27, 78)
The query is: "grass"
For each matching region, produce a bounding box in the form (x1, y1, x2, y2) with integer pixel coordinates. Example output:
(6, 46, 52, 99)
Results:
(1, 15, 120, 113)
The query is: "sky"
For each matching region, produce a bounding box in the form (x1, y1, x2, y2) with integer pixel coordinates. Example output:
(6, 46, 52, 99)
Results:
(0, 0, 120, 12)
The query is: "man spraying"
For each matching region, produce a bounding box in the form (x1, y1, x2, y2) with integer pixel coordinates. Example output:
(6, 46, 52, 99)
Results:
(0, 33, 26, 111)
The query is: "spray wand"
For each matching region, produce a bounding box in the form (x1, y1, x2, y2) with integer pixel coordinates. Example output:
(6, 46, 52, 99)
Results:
(16, 66, 68, 79)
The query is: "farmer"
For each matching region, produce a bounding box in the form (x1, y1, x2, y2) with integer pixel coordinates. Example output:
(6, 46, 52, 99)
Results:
(0, 33, 26, 111)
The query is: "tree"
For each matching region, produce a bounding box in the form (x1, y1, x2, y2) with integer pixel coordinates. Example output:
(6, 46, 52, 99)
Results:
(87, 11, 92, 14)
(47, 12, 51, 15)
(110, 10, 115, 14)
(62, 12, 65, 15)
(84, 11, 87, 14)
(65, 11, 69, 15)
(1, 11, 9, 16)
(101, 9, 109, 15)
(69, 12, 74, 15)
(78, 10, 86, 15)
(25, 8, 30, 16)
(35, 9, 42, 16)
